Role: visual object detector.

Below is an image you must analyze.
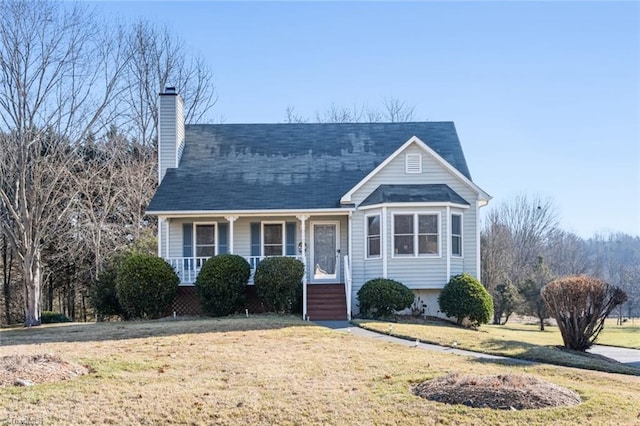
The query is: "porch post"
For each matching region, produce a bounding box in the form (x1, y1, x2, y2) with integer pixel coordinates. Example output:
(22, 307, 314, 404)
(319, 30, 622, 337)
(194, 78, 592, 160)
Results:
(297, 215, 309, 321)
(225, 216, 238, 254)
(165, 218, 170, 259)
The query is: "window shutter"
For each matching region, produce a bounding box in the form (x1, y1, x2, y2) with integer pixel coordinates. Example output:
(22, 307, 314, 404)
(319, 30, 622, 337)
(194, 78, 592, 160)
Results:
(285, 222, 296, 255)
(183, 223, 193, 257)
(250, 222, 261, 256)
(218, 223, 228, 254)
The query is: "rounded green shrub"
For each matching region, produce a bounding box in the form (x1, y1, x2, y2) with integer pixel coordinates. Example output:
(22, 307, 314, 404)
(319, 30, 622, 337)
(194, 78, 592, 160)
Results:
(438, 273, 493, 327)
(195, 254, 251, 317)
(357, 278, 414, 319)
(115, 253, 179, 319)
(254, 257, 304, 314)
(41, 311, 71, 323)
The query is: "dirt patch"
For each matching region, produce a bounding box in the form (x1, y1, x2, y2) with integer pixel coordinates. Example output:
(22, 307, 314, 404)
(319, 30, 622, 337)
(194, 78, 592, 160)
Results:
(413, 373, 581, 410)
(0, 354, 89, 387)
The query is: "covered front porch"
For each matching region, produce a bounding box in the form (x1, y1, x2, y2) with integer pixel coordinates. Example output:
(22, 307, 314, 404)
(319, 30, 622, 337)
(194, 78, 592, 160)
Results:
(157, 212, 353, 320)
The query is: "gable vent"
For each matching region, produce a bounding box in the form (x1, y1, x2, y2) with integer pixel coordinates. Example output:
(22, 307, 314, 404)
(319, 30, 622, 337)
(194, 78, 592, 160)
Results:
(405, 153, 422, 174)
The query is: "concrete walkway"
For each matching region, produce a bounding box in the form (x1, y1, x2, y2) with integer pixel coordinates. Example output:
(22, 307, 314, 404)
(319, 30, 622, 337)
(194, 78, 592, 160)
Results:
(314, 321, 640, 369)
(313, 321, 531, 365)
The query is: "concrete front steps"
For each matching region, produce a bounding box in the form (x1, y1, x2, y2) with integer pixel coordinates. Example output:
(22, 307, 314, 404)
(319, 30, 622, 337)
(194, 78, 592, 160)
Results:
(307, 283, 348, 321)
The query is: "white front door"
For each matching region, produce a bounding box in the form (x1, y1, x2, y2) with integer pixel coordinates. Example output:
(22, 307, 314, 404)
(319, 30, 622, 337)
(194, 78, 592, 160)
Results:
(310, 221, 340, 282)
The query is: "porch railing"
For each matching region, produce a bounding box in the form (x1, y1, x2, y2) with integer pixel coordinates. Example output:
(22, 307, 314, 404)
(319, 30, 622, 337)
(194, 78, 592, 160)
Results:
(167, 255, 304, 285)
(343, 255, 352, 320)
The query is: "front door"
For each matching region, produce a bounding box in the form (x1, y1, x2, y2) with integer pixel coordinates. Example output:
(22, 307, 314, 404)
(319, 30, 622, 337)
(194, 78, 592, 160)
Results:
(311, 221, 340, 282)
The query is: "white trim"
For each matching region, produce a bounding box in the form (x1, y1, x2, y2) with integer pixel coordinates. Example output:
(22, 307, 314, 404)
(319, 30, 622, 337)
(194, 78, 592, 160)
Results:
(261, 221, 286, 257)
(476, 202, 481, 279)
(446, 206, 451, 281)
(225, 216, 238, 254)
(451, 212, 463, 258)
(296, 215, 309, 320)
(382, 206, 388, 278)
(358, 202, 470, 211)
(157, 218, 163, 257)
(310, 220, 340, 282)
(164, 218, 170, 258)
(340, 135, 491, 204)
(390, 211, 442, 258)
(364, 213, 382, 260)
(193, 222, 218, 257)
(405, 152, 422, 174)
(148, 208, 354, 217)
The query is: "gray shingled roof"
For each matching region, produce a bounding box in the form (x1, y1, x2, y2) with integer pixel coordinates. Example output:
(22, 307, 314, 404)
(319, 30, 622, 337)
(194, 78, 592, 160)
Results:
(360, 184, 469, 207)
(147, 122, 472, 212)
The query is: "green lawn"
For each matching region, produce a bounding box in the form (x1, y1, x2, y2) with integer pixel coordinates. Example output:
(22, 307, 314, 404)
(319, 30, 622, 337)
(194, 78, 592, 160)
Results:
(354, 318, 640, 376)
(1, 316, 639, 425)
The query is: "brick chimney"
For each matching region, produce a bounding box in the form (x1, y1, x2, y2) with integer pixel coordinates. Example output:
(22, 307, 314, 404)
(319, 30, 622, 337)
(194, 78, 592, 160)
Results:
(157, 86, 185, 182)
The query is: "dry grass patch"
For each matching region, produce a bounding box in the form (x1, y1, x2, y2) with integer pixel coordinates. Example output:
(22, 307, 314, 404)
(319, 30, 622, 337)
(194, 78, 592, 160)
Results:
(1, 316, 640, 425)
(413, 373, 581, 410)
(0, 354, 89, 387)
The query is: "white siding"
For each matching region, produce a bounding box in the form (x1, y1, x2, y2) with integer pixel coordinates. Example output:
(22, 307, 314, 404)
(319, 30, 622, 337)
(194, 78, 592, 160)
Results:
(349, 141, 484, 314)
(158, 93, 184, 182)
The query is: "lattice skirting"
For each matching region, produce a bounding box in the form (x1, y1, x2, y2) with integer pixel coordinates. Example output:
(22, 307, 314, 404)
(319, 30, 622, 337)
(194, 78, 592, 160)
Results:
(167, 286, 268, 317)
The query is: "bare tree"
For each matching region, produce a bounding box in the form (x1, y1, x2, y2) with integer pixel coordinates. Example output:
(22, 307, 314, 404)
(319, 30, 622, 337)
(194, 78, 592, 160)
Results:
(0, 1, 129, 326)
(382, 97, 416, 122)
(544, 230, 589, 276)
(286, 97, 417, 124)
(284, 106, 307, 124)
(122, 20, 217, 146)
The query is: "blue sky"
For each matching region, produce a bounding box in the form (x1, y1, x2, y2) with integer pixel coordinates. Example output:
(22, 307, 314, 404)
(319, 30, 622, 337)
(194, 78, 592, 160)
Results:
(96, 1, 639, 238)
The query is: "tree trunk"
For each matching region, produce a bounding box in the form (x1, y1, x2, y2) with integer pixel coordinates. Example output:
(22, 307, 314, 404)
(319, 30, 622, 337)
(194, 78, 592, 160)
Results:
(2, 238, 13, 325)
(539, 316, 545, 331)
(23, 254, 42, 326)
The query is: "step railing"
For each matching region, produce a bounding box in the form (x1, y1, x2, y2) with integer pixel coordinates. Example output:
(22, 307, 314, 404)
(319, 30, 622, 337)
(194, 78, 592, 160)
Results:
(343, 255, 352, 320)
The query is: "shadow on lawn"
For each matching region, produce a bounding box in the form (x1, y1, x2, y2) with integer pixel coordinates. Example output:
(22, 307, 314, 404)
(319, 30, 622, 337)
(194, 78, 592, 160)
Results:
(0, 315, 314, 347)
(482, 338, 640, 375)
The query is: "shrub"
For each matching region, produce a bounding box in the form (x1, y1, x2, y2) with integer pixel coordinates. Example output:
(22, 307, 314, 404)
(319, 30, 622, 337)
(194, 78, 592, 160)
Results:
(90, 255, 128, 320)
(254, 257, 304, 314)
(115, 253, 179, 319)
(357, 278, 414, 319)
(195, 254, 251, 317)
(438, 273, 493, 327)
(40, 311, 71, 323)
(542, 275, 627, 351)
(492, 282, 521, 325)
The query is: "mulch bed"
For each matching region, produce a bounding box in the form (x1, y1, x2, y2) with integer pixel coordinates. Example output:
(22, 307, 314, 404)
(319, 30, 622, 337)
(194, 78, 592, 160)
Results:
(0, 354, 89, 387)
(413, 373, 581, 410)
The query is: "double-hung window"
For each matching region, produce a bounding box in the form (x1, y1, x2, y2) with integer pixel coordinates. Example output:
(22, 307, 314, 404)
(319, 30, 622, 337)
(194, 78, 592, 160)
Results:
(195, 224, 216, 257)
(393, 213, 439, 256)
(366, 215, 381, 258)
(451, 214, 462, 256)
(263, 223, 284, 256)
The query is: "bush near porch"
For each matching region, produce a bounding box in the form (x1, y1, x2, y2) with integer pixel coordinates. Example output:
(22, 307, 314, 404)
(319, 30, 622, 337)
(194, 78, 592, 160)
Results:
(254, 257, 304, 314)
(195, 254, 251, 317)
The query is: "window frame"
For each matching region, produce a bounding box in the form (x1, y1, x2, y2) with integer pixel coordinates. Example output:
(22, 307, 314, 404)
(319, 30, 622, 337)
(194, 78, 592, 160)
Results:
(451, 213, 463, 257)
(365, 213, 382, 259)
(261, 221, 286, 257)
(193, 222, 217, 258)
(391, 212, 441, 258)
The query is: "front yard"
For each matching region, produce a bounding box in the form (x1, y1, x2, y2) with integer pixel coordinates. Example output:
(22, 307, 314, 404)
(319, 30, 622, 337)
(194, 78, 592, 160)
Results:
(1, 316, 639, 425)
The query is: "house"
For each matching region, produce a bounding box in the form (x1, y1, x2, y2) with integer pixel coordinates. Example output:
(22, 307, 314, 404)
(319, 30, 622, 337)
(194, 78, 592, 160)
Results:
(146, 88, 491, 320)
